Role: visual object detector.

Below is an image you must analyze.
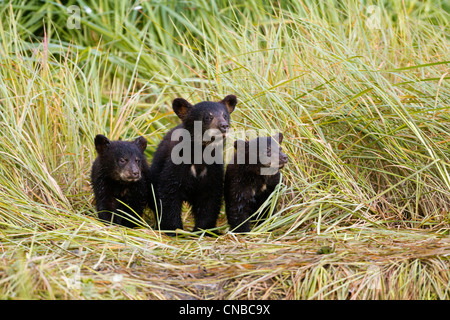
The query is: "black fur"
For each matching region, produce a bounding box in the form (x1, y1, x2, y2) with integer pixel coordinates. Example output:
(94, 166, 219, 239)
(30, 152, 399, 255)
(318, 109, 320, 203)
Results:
(91, 135, 150, 228)
(224, 133, 288, 232)
(149, 95, 237, 233)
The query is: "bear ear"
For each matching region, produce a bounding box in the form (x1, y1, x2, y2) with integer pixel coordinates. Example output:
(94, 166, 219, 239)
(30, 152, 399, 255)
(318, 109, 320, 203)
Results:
(134, 136, 147, 153)
(220, 95, 237, 114)
(272, 132, 283, 144)
(233, 139, 248, 150)
(95, 134, 110, 153)
(172, 98, 193, 121)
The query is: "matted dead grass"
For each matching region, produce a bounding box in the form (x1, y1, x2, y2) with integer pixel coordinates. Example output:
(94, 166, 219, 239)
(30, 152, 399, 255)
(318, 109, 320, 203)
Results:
(2, 220, 448, 299)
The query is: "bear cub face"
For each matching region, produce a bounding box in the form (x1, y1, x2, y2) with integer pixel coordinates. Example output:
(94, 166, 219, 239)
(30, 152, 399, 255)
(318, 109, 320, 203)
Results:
(233, 133, 288, 174)
(173, 95, 237, 141)
(94, 134, 148, 183)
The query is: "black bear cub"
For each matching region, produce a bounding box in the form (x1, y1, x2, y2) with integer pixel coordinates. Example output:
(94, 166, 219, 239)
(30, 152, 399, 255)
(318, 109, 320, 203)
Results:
(149, 95, 237, 233)
(91, 134, 150, 228)
(224, 133, 288, 233)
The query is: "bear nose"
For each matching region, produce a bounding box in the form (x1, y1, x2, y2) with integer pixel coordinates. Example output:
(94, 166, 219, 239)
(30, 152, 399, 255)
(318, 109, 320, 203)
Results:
(219, 123, 229, 133)
(280, 154, 288, 163)
(131, 170, 140, 178)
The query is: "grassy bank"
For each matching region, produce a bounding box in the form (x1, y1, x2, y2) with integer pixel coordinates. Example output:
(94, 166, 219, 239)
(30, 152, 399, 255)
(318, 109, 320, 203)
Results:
(0, 0, 449, 299)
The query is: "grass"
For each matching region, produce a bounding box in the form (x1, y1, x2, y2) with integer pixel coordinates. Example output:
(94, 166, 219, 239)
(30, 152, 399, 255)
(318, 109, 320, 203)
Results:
(0, 0, 449, 299)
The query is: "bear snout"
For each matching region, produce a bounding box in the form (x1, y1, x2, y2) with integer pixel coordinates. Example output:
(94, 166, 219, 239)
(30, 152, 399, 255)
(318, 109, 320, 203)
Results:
(216, 117, 230, 137)
(218, 122, 229, 133)
(131, 169, 141, 179)
(119, 168, 141, 182)
(279, 153, 288, 165)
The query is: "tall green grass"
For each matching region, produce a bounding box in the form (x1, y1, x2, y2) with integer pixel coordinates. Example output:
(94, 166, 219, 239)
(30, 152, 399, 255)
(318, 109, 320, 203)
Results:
(0, 0, 449, 299)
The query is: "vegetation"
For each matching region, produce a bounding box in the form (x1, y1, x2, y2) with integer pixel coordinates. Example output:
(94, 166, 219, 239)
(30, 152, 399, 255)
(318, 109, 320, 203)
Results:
(0, 0, 449, 299)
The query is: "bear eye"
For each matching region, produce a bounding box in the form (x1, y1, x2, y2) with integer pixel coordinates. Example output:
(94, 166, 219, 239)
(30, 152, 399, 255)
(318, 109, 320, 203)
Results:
(135, 158, 141, 163)
(119, 158, 127, 164)
(204, 114, 213, 122)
